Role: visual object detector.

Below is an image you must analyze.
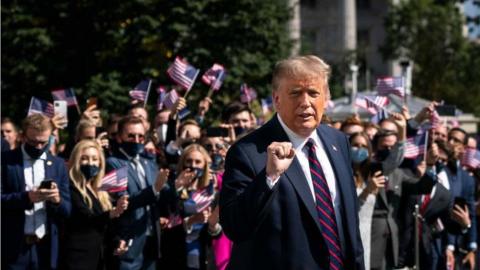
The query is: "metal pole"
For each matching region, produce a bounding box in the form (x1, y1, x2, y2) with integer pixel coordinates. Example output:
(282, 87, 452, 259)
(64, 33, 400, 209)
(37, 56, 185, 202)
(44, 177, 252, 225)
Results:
(414, 204, 420, 270)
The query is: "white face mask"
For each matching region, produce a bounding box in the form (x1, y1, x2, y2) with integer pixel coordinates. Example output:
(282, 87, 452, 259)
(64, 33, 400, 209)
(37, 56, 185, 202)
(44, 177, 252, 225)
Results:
(156, 124, 168, 142)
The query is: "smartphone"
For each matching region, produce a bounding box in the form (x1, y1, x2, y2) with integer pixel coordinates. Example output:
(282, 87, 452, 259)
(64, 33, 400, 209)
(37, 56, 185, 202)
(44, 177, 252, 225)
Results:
(454, 197, 467, 208)
(206, 127, 229, 137)
(40, 180, 54, 189)
(86, 97, 97, 108)
(369, 162, 383, 176)
(53, 100, 68, 128)
(435, 105, 456, 116)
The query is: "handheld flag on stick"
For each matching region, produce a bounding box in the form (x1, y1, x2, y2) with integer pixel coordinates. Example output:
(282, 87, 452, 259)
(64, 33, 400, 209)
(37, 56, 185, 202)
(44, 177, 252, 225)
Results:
(167, 57, 200, 97)
(240, 83, 257, 105)
(376, 76, 405, 98)
(461, 149, 480, 170)
(156, 86, 167, 111)
(202, 63, 226, 98)
(129, 80, 152, 107)
(100, 166, 128, 193)
(404, 131, 428, 159)
(163, 90, 180, 110)
(52, 88, 81, 115)
(28, 97, 55, 118)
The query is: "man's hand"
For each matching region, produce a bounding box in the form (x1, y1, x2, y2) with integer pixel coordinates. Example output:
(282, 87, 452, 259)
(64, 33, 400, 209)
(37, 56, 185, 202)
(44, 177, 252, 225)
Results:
(426, 143, 439, 166)
(416, 161, 427, 177)
(114, 240, 129, 256)
(51, 114, 68, 130)
(266, 142, 295, 180)
(414, 101, 439, 124)
(28, 188, 47, 203)
(171, 97, 187, 117)
(389, 112, 407, 142)
(462, 251, 476, 270)
(96, 132, 109, 149)
(82, 105, 101, 126)
(198, 97, 212, 117)
(154, 168, 170, 192)
(452, 204, 471, 229)
(42, 182, 61, 204)
(446, 249, 455, 270)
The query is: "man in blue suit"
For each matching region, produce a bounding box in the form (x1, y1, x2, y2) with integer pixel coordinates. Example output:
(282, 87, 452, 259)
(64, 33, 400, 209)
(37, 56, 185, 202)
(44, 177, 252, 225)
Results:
(220, 55, 365, 270)
(2, 114, 71, 270)
(107, 116, 169, 270)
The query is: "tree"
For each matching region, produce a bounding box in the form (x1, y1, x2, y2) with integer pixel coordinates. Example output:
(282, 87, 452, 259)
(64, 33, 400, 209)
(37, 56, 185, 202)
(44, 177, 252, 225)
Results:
(381, 0, 480, 116)
(1, 0, 292, 123)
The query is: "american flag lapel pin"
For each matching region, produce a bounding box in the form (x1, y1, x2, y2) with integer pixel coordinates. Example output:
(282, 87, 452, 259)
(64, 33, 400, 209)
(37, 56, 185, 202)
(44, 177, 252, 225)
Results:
(47, 160, 53, 166)
(332, 145, 337, 152)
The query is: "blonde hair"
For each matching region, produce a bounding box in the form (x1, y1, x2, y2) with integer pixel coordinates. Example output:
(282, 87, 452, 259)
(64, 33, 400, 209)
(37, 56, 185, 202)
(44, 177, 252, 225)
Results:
(68, 140, 112, 211)
(75, 119, 96, 140)
(272, 55, 331, 99)
(22, 114, 53, 132)
(177, 144, 212, 189)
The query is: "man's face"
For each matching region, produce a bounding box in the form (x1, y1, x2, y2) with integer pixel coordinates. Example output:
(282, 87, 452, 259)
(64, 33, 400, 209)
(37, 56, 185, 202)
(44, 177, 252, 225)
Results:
(24, 128, 51, 149)
(229, 111, 252, 130)
(179, 124, 201, 141)
(118, 123, 146, 144)
(431, 126, 448, 142)
(1, 122, 18, 144)
(448, 130, 466, 159)
(377, 135, 397, 151)
(129, 108, 150, 130)
(78, 126, 96, 141)
(273, 76, 326, 137)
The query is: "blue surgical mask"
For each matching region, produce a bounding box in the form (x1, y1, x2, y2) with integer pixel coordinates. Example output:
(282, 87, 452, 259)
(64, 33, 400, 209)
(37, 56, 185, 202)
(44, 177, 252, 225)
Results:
(80, 165, 100, 180)
(120, 142, 145, 156)
(351, 147, 369, 164)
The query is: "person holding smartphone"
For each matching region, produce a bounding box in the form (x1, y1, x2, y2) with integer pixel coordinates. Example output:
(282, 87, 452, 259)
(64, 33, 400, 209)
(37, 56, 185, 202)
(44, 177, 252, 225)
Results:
(1, 114, 71, 269)
(61, 140, 129, 270)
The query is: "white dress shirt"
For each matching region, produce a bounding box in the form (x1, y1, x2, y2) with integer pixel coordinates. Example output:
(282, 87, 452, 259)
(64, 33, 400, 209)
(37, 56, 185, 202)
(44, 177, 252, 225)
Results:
(22, 145, 47, 238)
(267, 115, 346, 254)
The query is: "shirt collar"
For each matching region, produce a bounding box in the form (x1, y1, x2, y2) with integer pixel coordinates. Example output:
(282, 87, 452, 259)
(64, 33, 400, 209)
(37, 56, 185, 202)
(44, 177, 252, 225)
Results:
(276, 114, 321, 150)
(21, 144, 47, 161)
(119, 147, 138, 161)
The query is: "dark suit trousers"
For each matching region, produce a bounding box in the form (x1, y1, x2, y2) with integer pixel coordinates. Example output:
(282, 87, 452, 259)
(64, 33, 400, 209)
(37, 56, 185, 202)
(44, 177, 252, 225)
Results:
(5, 235, 51, 270)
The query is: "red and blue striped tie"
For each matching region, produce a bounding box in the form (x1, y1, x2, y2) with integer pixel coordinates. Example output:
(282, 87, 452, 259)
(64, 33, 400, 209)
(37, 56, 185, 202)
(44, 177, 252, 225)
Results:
(305, 140, 344, 270)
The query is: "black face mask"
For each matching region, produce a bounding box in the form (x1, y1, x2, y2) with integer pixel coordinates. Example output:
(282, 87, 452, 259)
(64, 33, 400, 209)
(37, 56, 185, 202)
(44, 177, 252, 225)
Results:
(80, 165, 100, 180)
(120, 142, 145, 156)
(376, 149, 390, 162)
(24, 143, 46, 159)
(435, 161, 447, 173)
(447, 160, 458, 173)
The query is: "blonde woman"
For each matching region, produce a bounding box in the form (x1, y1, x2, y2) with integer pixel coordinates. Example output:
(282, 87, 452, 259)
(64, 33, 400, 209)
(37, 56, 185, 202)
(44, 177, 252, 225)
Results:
(62, 140, 128, 270)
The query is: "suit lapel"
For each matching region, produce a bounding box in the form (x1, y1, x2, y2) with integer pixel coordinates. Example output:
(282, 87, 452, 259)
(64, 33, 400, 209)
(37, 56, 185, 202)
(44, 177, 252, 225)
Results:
(268, 116, 322, 231)
(13, 148, 26, 191)
(44, 153, 55, 182)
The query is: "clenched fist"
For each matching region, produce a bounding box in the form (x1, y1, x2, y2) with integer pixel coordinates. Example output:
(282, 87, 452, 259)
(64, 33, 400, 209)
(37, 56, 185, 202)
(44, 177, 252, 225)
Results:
(266, 142, 296, 180)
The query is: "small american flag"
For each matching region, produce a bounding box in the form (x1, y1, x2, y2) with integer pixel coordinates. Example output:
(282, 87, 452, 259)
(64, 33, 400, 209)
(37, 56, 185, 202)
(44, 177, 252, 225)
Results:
(163, 90, 179, 110)
(201, 63, 226, 91)
(178, 108, 191, 120)
(240, 83, 257, 103)
(461, 148, 480, 169)
(157, 86, 167, 111)
(261, 96, 273, 116)
(100, 166, 128, 193)
(51, 88, 78, 106)
(28, 97, 55, 118)
(376, 76, 405, 97)
(404, 132, 428, 159)
(167, 57, 200, 91)
(129, 80, 151, 103)
(192, 188, 215, 213)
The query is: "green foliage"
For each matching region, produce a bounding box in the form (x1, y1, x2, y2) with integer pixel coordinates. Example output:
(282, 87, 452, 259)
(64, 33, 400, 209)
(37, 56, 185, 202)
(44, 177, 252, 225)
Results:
(382, 0, 480, 116)
(1, 0, 292, 123)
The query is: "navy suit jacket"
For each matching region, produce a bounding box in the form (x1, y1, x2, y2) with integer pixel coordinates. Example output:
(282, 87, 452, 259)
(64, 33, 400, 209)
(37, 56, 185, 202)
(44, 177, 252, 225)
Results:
(445, 165, 477, 250)
(220, 115, 365, 270)
(106, 150, 161, 260)
(1, 148, 71, 268)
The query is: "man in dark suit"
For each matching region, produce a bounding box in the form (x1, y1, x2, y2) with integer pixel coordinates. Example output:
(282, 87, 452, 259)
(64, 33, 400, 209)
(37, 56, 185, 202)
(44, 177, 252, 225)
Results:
(1, 114, 71, 269)
(106, 116, 169, 270)
(220, 55, 365, 270)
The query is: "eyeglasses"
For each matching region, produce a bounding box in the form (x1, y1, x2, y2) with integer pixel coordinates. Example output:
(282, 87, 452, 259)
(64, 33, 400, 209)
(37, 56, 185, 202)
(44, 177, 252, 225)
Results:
(448, 136, 463, 145)
(204, 143, 225, 152)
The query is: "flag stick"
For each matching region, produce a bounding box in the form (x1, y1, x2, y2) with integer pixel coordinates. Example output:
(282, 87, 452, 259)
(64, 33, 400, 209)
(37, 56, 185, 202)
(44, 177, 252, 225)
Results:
(144, 80, 152, 108)
(206, 87, 214, 99)
(183, 69, 200, 99)
(423, 130, 429, 161)
(75, 103, 81, 115)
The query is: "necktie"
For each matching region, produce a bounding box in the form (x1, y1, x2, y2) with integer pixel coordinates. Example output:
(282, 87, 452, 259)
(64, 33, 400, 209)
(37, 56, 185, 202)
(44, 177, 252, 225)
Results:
(132, 157, 147, 189)
(305, 140, 344, 270)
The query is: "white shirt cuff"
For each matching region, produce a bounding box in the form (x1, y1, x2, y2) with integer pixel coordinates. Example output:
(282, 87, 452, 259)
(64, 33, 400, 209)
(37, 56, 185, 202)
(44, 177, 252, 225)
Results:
(266, 175, 280, 189)
(447, 245, 455, 251)
(469, 242, 477, 251)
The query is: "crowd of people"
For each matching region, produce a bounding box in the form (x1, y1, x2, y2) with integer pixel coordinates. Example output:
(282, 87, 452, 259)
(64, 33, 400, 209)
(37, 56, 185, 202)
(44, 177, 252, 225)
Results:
(2, 55, 480, 270)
